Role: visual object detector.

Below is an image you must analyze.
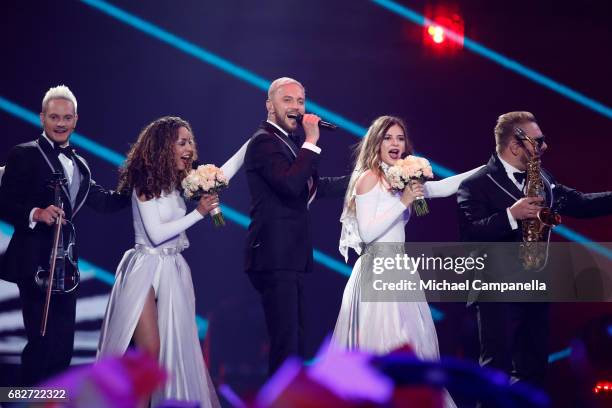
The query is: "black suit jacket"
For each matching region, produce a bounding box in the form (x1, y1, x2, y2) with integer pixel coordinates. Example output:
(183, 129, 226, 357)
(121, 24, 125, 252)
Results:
(457, 154, 612, 243)
(0, 136, 129, 284)
(244, 122, 348, 273)
(457, 154, 612, 302)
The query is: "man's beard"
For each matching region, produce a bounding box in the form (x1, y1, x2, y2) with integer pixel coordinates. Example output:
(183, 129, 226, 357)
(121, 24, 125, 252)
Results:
(274, 110, 297, 133)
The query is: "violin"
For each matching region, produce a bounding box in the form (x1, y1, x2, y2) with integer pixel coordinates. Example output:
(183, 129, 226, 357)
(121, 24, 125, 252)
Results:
(36, 171, 80, 335)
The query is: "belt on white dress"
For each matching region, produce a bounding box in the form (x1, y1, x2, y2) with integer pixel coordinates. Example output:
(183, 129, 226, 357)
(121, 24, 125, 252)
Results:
(134, 244, 184, 255)
(362, 242, 405, 256)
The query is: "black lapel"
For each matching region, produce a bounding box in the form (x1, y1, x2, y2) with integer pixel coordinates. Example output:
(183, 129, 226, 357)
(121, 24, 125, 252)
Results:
(72, 152, 91, 217)
(36, 135, 72, 207)
(260, 122, 313, 202)
(260, 121, 298, 159)
(309, 170, 319, 205)
(291, 132, 304, 149)
(485, 154, 525, 202)
(540, 168, 554, 207)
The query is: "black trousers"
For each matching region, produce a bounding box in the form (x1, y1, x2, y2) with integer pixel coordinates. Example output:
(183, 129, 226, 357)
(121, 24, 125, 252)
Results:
(248, 270, 305, 376)
(477, 302, 549, 391)
(17, 280, 76, 386)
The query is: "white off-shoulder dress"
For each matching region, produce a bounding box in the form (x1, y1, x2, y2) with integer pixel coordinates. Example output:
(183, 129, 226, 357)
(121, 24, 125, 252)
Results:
(333, 166, 483, 408)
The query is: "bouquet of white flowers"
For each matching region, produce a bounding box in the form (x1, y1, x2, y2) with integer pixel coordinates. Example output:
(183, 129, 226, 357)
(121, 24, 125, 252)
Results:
(386, 155, 434, 216)
(182, 164, 228, 226)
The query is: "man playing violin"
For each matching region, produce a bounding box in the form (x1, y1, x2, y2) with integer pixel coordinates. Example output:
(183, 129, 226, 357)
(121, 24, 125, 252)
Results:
(0, 85, 129, 385)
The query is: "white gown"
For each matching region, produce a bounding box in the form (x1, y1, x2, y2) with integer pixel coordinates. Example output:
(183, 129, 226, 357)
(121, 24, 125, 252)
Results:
(333, 166, 483, 408)
(97, 141, 249, 408)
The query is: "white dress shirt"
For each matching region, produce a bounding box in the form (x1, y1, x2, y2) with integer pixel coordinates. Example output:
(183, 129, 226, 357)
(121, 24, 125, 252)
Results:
(497, 155, 525, 230)
(266, 120, 321, 154)
(29, 133, 75, 228)
(266, 120, 319, 202)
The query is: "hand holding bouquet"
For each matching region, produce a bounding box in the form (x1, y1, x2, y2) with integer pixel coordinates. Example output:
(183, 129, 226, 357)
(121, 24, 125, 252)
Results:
(385, 156, 434, 216)
(182, 164, 228, 226)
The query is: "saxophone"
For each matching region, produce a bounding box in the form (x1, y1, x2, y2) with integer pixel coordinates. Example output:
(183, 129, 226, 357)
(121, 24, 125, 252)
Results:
(516, 128, 561, 271)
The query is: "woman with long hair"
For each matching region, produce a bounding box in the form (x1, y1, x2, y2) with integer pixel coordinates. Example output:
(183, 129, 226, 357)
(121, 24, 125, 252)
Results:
(333, 115, 481, 407)
(97, 116, 245, 407)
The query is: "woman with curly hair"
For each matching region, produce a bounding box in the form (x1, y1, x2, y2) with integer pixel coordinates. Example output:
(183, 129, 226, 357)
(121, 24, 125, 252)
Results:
(97, 116, 245, 407)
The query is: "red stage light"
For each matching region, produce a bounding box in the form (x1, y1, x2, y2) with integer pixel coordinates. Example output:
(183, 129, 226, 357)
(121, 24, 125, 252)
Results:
(422, 3, 464, 54)
(427, 25, 445, 43)
(594, 381, 612, 394)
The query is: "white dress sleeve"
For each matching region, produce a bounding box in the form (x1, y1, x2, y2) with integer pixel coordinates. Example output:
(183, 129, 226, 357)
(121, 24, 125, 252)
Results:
(355, 185, 407, 244)
(423, 165, 485, 198)
(220, 139, 250, 182)
(136, 197, 204, 246)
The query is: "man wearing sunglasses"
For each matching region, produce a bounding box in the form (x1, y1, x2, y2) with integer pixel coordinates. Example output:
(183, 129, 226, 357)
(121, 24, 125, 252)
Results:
(456, 111, 612, 404)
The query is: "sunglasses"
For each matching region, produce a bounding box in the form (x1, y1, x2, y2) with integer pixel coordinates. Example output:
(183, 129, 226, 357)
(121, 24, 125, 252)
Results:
(515, 128, 546, 148)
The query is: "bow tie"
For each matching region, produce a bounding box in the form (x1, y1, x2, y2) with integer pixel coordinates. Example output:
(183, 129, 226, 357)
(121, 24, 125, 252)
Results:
(513, 171, 526, 184)
(54, 144, 74, 158)
(288, 132, 300, 147)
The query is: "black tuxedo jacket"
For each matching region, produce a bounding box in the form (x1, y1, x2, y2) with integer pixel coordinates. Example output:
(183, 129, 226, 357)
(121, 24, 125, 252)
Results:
(457, 154, 611, 303)
(458, 154, 612, 243)
(244, 122, 348, 274)
(0, 135, 129, 284)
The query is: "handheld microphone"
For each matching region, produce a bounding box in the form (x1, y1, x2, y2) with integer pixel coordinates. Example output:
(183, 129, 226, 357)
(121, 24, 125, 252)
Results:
(287, 113, 337, 130)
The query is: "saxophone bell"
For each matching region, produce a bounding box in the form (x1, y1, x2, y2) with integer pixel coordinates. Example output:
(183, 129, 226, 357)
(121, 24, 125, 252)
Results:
(537, 207, 561, 228)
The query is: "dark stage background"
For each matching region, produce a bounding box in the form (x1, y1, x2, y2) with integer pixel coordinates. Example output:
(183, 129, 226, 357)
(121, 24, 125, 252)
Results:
(1, 0, 611, 405)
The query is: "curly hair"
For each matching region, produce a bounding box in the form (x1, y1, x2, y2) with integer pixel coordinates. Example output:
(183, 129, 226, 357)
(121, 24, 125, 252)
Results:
(118, 116, 198, 199)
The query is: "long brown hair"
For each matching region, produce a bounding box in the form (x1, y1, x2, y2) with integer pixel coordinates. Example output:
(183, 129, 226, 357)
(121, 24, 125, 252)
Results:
(118, 116, 198, 199)
(344, 115, 413, 212)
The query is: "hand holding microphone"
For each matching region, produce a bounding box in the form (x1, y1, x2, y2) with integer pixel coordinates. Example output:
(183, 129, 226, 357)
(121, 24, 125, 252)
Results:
(287, 112, 338, 130)
(287, 112, 337, 146)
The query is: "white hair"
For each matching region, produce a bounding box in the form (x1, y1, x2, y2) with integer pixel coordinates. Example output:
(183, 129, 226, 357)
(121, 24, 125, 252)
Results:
(42, 85, 78, 114)
(267, 77, 305, 100)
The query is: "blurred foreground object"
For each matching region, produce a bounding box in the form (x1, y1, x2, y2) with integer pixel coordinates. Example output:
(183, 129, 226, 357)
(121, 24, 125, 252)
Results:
(244, 339, 548, 408)
(41, 350, 166, 408)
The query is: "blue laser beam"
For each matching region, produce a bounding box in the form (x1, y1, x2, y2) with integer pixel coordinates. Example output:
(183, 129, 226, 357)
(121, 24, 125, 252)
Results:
(0, 221, 208, 338)
(7, 0, 612, 312)
(553, 226, 612, 260)
(77, 0, 453, 177)
(76, 0, 612, 259)
(4, 1, 609, 333)
(0, 96, 358, 287)
(0, 94, 446, 320)
(0, 96, 125, 167)
(370, 0, 612, 119)
(6, 220, 579, 363)
(548, 347, 572, 363)
(4, 2, 603, 356)
(79, 0, 371, 139)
